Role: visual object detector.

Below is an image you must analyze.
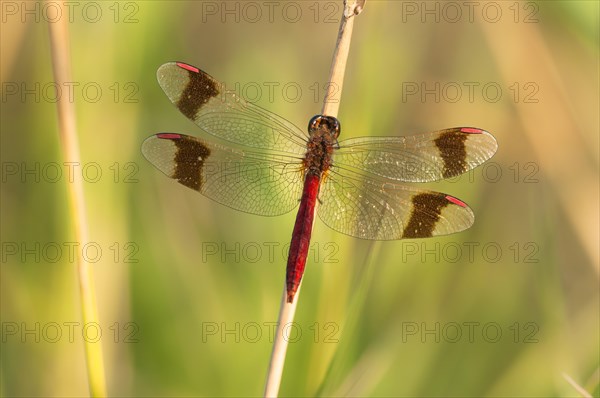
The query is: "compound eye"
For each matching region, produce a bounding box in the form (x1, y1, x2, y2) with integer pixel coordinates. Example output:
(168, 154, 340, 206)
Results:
(331, 119, 341, 139)
(307, 115, 321, 133)
(323, 117, 340, 139)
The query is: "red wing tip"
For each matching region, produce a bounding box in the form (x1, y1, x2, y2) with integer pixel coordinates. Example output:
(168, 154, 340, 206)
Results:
(176, 62, 200, 73)
(445, 195, 468, 208)
(460, 127, 486, 134)
(157, 133, 182, 140)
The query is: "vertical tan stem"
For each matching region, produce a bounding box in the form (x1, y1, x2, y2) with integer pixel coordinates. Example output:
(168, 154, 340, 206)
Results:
(263, 284, 302, 397)
(322, 0, 364, 117)
(46, 1, 107, 396)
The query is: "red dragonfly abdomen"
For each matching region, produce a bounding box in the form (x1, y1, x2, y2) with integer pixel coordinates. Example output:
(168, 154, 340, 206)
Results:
(285, 173, 320, 303)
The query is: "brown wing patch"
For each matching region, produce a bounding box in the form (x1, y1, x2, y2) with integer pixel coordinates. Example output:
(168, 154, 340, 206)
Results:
(434, 129, 469, 178)
(166, 135, 211, 191)
(176, 66, 220, 121)
(402, 193, 452, 238)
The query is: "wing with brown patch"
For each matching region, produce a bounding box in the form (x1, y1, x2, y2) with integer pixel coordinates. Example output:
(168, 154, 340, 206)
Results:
(332, 127, 498, 182)
(317, 172, 474, 240)
(142, 133, 304, 216)
(157, 62, 308, 156)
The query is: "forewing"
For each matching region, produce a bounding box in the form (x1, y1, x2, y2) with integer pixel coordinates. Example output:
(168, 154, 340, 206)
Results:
(333, 127, 498, 182)
(317, 171, 474, 240)
(142, 133, 304, 216)
(157, 62, 308, 155)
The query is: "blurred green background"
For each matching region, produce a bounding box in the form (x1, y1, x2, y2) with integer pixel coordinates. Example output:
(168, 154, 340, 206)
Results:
(1, 1, 598, 396)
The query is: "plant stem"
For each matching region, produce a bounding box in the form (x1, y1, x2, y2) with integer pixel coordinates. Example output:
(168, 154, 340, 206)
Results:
(322, 0, 365, 117)
(263, 1, 365, 396)
(263, 284, 302, 397)
(46, 1, 107, 396)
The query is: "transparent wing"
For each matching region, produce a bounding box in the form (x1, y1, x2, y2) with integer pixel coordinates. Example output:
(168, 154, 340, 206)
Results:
(334, 127, 498, 182)
(317, 170, 475, 240)
(157, 62, 308, 156)
(142, 133, 304, 216)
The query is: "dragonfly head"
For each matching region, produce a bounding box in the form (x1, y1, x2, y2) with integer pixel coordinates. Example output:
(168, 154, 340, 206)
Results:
(308, 115, 341, 140)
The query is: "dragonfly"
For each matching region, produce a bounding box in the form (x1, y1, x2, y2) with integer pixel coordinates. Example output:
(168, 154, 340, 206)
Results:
(142, 62, 498, 303)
